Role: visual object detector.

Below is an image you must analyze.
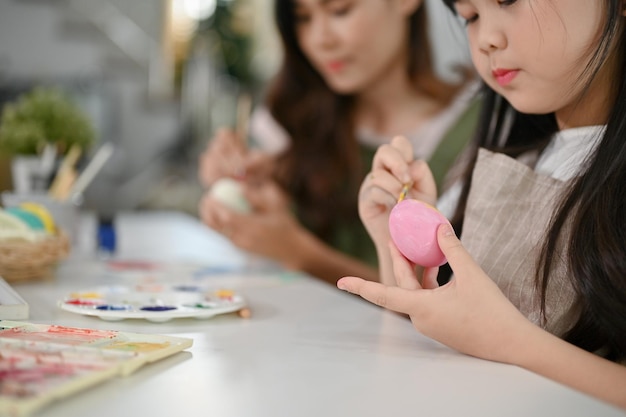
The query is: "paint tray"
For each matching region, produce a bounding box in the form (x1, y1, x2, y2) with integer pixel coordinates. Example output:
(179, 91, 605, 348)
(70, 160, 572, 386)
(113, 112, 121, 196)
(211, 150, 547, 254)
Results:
(58, 284, 246, 322)
(0, 320, 193, 416)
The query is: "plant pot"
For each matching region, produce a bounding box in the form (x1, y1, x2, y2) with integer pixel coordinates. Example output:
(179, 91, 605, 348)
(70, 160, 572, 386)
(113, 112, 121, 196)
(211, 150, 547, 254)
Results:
(11, 156, 44, 193)
(9, 144, 57, 193)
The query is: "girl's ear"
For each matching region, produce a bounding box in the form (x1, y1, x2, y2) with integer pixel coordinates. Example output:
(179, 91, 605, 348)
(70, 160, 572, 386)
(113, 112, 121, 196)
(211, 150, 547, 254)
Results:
(399, 0, 423, 15)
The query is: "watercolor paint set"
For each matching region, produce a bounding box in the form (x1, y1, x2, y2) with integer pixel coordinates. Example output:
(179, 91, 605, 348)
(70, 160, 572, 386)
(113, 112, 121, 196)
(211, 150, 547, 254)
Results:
(0, 320, 193, 416)
(58, 284, 246, 322)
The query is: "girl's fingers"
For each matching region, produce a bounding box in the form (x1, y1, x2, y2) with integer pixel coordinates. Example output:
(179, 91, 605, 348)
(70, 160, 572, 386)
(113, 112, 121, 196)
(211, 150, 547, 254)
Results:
(421, 266, 440, 289)
(372, 137, 413, 185)
(337, 277, 416, 315)
(359, 183, 397, 210)
(436, 223, 482, 278)
(361, 168, 404, 206)
(389, 135, 414, 162)
(408, 159, 437, 204)
(388, 242, 422, 290)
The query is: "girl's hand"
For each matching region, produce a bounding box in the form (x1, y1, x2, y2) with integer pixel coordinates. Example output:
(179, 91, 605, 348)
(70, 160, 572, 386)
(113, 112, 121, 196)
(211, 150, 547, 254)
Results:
(359, 136, 437, 285)
(359, 136, 437, 247)
(337, 223, 532, 365)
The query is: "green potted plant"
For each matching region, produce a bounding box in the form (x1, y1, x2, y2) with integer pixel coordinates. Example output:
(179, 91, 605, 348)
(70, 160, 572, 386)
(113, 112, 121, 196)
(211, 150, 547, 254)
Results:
(0, 87, 96, 193)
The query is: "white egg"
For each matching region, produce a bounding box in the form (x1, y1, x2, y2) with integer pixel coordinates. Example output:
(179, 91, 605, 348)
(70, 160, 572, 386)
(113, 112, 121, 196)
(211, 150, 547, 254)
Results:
(209, 178, 251, 213)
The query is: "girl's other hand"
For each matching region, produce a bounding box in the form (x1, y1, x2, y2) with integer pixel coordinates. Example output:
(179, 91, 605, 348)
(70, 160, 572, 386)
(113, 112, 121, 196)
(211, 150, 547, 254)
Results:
(337, 223, 532, 365)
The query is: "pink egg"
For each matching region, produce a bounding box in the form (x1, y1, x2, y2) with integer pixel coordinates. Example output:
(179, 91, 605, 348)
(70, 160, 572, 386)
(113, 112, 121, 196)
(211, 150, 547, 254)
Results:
(388, 199, 449, 267)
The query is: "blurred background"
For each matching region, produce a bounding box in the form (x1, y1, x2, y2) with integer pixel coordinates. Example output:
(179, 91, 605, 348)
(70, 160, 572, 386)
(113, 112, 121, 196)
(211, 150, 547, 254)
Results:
(0, 0, 470, 220)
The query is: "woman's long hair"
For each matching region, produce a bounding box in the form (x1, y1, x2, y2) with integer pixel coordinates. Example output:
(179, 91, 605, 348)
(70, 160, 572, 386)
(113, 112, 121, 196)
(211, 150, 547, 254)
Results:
(443, 0, 626, 361)
(267, 0, 462, 238)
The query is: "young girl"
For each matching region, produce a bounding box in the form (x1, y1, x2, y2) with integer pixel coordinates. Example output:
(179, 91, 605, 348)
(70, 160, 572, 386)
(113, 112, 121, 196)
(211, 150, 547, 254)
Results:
(337, 0, 626, 409)
(198, 0, 478, 284)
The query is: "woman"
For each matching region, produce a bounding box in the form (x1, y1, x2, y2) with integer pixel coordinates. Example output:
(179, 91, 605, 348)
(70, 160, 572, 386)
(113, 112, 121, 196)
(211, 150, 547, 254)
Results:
(199, 0, 478, 284)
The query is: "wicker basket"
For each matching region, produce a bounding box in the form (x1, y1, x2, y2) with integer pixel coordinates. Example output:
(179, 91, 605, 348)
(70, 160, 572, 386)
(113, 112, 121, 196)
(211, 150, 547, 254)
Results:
(0, 232, 70, 282)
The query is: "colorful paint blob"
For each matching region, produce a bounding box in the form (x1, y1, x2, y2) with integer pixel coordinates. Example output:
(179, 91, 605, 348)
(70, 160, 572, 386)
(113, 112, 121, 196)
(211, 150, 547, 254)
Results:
(96, 305, 131, 311)
(140, 306, 177, 312)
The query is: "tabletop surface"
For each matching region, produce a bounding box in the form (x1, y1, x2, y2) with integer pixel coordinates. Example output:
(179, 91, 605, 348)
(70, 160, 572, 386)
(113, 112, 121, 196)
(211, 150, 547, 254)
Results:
(9, 211, 626, 417)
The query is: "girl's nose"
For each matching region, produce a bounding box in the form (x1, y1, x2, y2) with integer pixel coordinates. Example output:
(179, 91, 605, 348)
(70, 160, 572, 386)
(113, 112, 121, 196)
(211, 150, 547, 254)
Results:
(477, 20, 507, 53)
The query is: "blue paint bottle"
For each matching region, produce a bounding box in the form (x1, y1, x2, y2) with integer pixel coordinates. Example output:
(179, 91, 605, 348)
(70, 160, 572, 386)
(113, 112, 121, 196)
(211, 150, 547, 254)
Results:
(97, 217, 116, 258)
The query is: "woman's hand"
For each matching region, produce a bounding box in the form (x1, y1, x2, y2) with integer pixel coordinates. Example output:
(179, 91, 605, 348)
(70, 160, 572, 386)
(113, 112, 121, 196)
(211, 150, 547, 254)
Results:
(198, 179, 311, 268)
(198, 128, 245, 187)
(337, 223, 532, 364)
(198, 128, 277, 187)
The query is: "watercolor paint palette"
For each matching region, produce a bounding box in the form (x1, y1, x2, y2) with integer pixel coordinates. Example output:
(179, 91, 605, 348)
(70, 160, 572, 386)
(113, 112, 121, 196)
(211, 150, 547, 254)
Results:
(58, 284, 246, 322)
(0, 320, 193, 416)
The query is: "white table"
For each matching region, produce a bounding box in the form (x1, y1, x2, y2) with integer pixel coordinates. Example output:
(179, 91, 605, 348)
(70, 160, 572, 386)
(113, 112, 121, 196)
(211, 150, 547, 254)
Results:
(11, 211, 626, 417)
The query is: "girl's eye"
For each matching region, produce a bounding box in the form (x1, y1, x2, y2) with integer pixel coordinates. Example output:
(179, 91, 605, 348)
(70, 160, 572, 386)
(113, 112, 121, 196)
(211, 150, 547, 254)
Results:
(455, 0, 517, 25)
(463, 14, 478, 25)
(329, 3, 352, 17)
(453, 1, 477, 25)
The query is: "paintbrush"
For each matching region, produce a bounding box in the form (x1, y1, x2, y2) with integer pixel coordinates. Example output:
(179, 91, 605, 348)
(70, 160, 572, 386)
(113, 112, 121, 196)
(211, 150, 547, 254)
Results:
(233, 93, 252, 179)
(397, 182, 412, 203)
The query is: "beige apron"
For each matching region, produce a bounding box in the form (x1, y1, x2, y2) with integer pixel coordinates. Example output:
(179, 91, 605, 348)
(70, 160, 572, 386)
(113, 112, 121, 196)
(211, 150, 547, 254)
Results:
(460, 148, 579, 336)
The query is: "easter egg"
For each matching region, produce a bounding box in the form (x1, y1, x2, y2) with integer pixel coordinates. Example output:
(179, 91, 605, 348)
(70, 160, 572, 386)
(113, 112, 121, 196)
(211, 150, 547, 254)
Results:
(19, 202, 56, 233)
(209, 177, 251, 214)
(0, 209, 38, 241)
(6, 207, 45, 231)
(388, 199, 449, 267)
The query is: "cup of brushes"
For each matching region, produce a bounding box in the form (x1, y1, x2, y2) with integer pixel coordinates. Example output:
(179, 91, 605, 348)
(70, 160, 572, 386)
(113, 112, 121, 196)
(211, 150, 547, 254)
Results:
(388, 184, 450, 268)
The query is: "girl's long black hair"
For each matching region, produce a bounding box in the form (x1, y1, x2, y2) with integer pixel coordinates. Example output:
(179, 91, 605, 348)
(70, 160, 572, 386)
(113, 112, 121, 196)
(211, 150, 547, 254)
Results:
(443, 0, 626, 361)
(267, 0, 464, 238)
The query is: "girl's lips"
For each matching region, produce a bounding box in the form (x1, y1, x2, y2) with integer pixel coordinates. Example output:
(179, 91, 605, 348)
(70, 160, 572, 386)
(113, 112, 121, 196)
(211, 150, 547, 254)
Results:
(492, 68, 519, 86)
